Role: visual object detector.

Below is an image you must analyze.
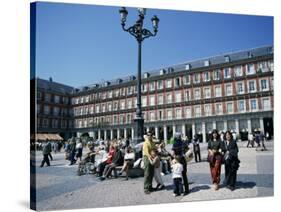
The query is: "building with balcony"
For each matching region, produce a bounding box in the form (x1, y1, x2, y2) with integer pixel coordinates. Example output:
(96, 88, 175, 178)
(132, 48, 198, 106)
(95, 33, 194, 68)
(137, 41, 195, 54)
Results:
(71, 46, 274, 142)
(36, 78, 74, 139)
(35, 46, 274, 142)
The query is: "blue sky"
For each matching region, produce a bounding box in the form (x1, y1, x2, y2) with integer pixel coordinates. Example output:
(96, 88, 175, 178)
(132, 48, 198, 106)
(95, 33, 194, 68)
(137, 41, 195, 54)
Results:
(34, 2, 273, 87)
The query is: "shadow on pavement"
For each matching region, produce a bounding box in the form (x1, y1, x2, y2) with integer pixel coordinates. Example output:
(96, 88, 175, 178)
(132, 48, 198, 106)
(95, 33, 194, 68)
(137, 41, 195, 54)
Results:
(164, 184, 174, 191)
(235, 181, 256, 189)
(190, 185, 211, 193)
(164, 183, 210, 194)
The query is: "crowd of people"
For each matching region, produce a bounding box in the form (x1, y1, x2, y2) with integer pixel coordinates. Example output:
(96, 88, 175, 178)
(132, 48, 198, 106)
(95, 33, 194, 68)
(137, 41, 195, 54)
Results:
(247, 130, 267, 150)
(36, 128, 274, 196)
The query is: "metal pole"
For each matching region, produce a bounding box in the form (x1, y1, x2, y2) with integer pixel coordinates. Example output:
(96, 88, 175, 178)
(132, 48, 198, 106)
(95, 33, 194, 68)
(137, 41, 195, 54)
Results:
(133, 39, 144, 144)
(136, 40, 142, 118)
(119, 9, 159, 144)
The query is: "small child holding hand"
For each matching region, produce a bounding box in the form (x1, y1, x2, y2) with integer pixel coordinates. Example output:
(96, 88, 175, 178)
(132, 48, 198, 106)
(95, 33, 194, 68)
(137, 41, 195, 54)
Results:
(171, 156, 184, 196)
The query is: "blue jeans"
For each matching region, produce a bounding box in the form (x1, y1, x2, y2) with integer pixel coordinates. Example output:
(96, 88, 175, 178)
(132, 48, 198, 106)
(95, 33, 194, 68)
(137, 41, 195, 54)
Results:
(173, 178, 183, 195)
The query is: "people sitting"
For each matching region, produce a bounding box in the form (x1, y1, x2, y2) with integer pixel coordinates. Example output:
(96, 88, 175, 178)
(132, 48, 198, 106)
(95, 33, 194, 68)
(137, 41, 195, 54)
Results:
(100, 143, 124, 180)
(96, 141, 116, 177)
(77, 144, 96, 176)
(93, 146, 108, 174)
(118, 146, 135, 180)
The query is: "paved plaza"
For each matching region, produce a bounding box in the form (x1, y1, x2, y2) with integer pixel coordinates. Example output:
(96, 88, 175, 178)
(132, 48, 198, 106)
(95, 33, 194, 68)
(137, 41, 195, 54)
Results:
(31, 141, 274, 211)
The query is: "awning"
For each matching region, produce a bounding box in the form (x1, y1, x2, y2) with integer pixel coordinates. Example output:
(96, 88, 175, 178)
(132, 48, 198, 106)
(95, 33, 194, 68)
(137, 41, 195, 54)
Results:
(32, 133, 63, 141)
(47, 134, 63, 141)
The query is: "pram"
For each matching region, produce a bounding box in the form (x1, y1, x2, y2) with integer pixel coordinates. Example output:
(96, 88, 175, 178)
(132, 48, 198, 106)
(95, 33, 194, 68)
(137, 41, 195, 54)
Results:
(77, 151, 96, 176)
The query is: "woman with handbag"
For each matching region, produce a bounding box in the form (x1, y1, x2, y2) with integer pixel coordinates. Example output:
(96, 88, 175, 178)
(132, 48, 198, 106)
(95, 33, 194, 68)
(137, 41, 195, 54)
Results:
(207, 129, 225, 190)
(118, 146, 135, 180)
(223, 131, 240, 191)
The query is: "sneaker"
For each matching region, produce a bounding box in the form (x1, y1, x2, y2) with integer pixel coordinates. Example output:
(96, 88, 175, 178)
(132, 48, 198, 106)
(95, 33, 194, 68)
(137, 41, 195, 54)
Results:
(173, 193, 179, 197)
(149, 187, 157, 192)
(156, 183, 161, 189)
(159, 185, 165, 190)
(214, 184, 219, 190)
(144, 190, 151, 194)
(227, 186, 235, 191)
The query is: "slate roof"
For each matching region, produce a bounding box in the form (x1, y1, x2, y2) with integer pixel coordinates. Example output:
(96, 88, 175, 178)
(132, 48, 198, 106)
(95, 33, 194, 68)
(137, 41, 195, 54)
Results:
(37, 78, 74, 95)
(74, 45, 273, 93)
(37, 45, 273, 94)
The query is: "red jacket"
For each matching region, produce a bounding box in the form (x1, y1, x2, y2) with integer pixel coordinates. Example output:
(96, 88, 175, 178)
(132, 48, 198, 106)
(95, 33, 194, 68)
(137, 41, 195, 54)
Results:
(106, 147, 115, 164)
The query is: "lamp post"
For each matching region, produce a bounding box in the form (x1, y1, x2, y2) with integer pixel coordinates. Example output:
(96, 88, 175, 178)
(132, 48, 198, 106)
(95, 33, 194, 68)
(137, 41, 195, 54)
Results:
(119, 7, 159, 144)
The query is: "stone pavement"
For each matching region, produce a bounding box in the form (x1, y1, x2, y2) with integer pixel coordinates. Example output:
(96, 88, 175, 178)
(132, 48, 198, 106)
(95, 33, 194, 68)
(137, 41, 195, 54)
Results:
(31, 141, 274, 211)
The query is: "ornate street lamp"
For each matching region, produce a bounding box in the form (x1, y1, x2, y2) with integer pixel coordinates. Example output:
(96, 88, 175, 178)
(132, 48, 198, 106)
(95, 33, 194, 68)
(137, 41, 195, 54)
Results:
(119, 7, 159, 144)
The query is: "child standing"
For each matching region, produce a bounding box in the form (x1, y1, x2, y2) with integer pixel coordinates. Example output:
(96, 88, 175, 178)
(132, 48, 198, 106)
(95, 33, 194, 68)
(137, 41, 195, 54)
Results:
(171, 156, 184, 196)
(149, 149, 165, 190)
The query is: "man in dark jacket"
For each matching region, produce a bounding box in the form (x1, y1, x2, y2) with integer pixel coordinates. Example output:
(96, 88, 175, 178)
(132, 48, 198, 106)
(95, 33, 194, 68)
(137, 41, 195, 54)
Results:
(40, 141, 52, 167)
(47, 140, 53, 161)
(100, 145, 124, 180)
(69, 138, 77, 165)
(192, 135, 201, 162)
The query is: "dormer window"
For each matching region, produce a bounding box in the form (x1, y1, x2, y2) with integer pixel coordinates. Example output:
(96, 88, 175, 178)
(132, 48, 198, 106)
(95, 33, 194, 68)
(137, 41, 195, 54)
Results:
(204, 60, 210, 67)
(160, 69, 166, 75)
(168, 67, 174, 73)
(117, 79, 123, 84)
(248, 52, 253, 58)
(144, 72, 150, 78)
(129, 75, 136, 80)
(185, 64, 191, 70)
(224, 55, 230, 63)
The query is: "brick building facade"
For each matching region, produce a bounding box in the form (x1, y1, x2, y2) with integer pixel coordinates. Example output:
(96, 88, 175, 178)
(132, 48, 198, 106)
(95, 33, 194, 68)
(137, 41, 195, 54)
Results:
(36, 46, 274, 142)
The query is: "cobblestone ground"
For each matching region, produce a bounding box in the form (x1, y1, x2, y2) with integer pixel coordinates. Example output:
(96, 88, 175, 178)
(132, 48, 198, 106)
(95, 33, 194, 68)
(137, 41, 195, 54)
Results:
(31, 141, 274, 211)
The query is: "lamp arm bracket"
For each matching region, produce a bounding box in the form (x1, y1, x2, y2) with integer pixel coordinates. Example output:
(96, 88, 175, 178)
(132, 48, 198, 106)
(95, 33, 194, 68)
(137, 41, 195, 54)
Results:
(141, 28, 156, 41)
(122, 24, 139, 39)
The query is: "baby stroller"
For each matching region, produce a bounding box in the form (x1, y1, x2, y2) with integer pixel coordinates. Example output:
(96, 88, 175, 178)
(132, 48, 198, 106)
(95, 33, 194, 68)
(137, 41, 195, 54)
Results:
(77, 151, 96, 176)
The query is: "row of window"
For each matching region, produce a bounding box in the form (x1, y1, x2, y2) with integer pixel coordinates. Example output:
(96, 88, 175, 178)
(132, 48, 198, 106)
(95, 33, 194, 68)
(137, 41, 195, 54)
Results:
(38, 104, 74, 116)
(38, 118, 73, 129)
(37, 92, 70, 104)
(73, 78, 273, 116)
(74, 97, 272, 128)
(72, 61, 273, 105)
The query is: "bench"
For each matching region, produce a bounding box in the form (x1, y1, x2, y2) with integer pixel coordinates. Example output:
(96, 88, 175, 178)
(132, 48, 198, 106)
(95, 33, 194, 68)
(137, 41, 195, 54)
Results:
(112, 166, 144, 178)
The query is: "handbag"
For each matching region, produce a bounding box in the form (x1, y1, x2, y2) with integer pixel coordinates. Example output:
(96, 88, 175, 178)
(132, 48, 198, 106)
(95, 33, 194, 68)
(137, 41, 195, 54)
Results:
(207, 153, 215, 165)
(185, 149, 194, 162)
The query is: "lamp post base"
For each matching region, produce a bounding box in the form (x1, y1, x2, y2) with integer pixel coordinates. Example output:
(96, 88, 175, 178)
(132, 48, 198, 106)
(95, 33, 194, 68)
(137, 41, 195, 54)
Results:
(132, 116, 144, 145)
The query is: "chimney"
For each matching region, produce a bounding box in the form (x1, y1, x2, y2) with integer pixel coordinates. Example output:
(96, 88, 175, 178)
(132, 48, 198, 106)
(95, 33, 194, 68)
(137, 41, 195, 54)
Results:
(49, 77, 53, 82)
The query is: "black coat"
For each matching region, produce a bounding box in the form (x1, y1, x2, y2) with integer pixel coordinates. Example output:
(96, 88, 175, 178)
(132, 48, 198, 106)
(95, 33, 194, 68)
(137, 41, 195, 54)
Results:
(111, 150, 123, 166)
(225, 139, 240, 170)
(226, 140, 239, 159)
